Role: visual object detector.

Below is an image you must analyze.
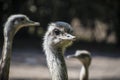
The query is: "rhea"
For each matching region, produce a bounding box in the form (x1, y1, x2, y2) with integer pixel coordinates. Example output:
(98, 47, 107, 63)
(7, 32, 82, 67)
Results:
(0, 14, 40, 80)
(67, 50, 92, 80)
(43, 21, 75, 80)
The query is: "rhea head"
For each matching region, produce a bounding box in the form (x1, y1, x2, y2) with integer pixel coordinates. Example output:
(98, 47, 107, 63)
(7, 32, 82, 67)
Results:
(67, 50, 91, 66)
(43, 21, 76, 51)
(4, 14, 40, 37)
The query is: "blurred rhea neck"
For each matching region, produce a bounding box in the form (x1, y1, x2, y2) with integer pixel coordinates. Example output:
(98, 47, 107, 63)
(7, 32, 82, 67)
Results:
(80, 64, 89, 80)
(0, 34, 13, 79)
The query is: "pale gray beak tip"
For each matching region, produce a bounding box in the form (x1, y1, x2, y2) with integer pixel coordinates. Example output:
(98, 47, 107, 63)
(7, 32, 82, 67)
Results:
(34, 22, 40, 26)
(66, 55, 76, 59)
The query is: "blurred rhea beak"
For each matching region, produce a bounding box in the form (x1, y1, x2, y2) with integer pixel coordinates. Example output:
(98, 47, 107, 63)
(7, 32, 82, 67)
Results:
(67, 55, 76, 59)
(25, 20, 40, 27)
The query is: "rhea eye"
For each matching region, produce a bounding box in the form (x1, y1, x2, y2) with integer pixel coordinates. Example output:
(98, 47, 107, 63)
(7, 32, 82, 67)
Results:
(54, 29, 61, 35)
(20, 18, 25, 21)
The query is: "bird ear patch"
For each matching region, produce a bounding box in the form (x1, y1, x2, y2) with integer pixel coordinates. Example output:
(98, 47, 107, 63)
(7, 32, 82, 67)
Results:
(14, 20, 19, 25)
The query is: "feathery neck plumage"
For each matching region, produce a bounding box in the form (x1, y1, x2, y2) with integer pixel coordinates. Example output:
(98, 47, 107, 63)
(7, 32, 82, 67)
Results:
(0, 33, 13, 80)
(43, 34, 68, 80)
(80, 63, 89, 80)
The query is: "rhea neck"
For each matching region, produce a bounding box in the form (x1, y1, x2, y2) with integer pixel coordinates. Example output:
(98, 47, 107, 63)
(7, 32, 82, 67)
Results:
(80, 61, 89, 80)
(44, 39, 68, 80)
(0, 29, 15, 80)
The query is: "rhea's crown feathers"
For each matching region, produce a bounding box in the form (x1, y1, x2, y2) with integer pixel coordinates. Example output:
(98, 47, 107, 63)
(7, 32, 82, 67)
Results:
(4, 14, 28, 27)
(48, 21, 73, 34)
(3, 14, 25, 27)
(7, 14, 28, 22)
(75, 50, 90, 56)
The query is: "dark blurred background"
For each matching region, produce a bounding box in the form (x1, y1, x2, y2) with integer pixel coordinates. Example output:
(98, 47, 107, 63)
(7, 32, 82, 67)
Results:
(0, 0, 120, 44)
(0, 0, 120, 80)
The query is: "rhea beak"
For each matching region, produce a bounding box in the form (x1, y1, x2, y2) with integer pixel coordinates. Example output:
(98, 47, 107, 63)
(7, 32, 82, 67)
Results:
(61, 33, 76, 41)
(67, 55, 76, 59)
(24, 20, 40, 27)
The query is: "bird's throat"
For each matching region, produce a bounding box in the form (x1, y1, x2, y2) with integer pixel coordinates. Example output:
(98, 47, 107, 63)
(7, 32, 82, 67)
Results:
(45, 47, 68, 80)
(0, 36, 13, 79)
(80, 65, 88, 80)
